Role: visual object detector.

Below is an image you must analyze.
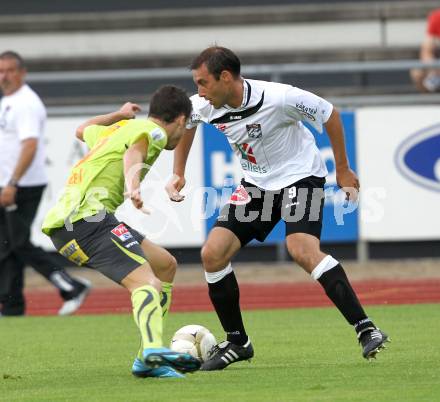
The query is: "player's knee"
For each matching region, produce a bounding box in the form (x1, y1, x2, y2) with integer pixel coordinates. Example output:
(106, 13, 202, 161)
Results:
(167, 255, 178, 277)
(287, 243, 311, 268)
(201, 244, 226, 271)
(123, 263, 162, 293)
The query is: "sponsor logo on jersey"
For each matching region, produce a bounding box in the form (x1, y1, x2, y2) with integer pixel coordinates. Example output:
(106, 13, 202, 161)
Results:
(246, 123, 262, 139)
(151, 128, 165, 141)
(395, 123, 440, 192)
(295, 102, 317, 121)
(240, 160, 268, 174)
(190, 113, 202, 124)
(215, 123, 227, 133)
(228, 185, 252, 205)
(111, 223, 133, 241)
(237, 143, 257, 164)
(237, 143, 268, 173)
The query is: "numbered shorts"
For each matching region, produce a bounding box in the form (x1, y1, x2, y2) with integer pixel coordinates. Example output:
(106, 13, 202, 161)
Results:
(214, 176, 326, 246)
(50, 212, 146, 283)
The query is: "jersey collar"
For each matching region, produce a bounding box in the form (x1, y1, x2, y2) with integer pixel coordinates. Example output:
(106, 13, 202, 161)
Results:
(224, 79, 251, 111)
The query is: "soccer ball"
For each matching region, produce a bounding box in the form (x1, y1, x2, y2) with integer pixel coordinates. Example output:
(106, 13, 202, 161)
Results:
(170, 325, 217, 362)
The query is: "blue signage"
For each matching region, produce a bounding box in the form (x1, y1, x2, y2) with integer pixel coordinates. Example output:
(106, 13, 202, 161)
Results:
(202, 111, 358, 243)
(395, 122, 440, 192)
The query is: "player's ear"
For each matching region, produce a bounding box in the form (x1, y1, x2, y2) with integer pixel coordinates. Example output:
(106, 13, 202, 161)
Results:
(176, 114, 186, 127)
(220, 70, 233, 83)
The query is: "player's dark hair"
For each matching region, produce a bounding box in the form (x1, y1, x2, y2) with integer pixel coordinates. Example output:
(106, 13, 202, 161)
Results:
(0, 50, 26, 69)
(149, 85, 192, 123)
(190, 46, 241, 80)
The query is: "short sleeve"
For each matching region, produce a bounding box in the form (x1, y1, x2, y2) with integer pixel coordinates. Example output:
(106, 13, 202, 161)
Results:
(83, 125, 108, 148)
(15, 103, 43, 141)
(115, 119, 152, 148)
(125, 131, 149, 147)
(427, 9, 440, 37)
(186, 95, 205, 129)
(283, 86, 333, 133)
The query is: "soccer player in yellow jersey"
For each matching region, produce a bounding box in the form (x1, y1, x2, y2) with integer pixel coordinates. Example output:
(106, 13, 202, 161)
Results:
(42, 85, 200, 378)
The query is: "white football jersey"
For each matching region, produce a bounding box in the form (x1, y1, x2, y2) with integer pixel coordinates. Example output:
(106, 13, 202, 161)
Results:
(187, 79, 332, 191)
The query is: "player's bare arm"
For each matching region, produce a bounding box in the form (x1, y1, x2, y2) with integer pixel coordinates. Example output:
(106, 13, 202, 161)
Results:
(123, 137, 149, 210)
(420, 35, 437, 62)
(0, 137, 37, 206)
(165, 126, 197, 202)
(324, 108, 359, 200)
(75, 102, 141, 141)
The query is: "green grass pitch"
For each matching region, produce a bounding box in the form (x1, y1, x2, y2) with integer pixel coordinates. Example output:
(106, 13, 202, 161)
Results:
(1, 304, 439, 402)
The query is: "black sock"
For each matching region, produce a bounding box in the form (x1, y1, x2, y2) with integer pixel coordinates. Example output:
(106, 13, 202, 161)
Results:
(207, 271, 248, 345)
(353, 318, 377, 337)
(49, 270, 79, 294)
(318, 264, 373, 328)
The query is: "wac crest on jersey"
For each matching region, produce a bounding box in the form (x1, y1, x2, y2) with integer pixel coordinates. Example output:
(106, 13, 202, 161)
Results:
(246, 123, 262, 139)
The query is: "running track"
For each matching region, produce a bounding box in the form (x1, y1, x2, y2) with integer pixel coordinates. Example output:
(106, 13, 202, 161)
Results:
(24, 279, 440, 316)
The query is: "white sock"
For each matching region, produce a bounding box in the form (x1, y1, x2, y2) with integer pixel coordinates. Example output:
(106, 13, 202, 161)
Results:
(205, 263, 233, 284)
(310, 255, 339, 281)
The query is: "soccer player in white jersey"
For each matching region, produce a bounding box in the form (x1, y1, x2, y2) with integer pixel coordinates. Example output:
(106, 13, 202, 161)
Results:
(166, 46, 389, 370)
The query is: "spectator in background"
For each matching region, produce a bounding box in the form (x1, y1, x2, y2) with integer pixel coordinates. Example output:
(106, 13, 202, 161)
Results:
(0, 51, 91, 316)
(410, 9, 440, 92)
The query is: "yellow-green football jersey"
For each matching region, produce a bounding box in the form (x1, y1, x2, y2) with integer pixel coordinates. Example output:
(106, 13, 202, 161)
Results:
(42, 119, 167, 235)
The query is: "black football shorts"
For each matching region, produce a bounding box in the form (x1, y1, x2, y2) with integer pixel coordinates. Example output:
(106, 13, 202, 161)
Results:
(50, 212, 146, 283)
(214, 176, 326, 246)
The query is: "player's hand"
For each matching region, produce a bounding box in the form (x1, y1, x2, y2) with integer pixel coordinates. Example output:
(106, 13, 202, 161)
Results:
(0, 185, 17, 207)
(126, 188, 144, 209)
(124, 188, 151, 214)
(119, 102, 141, 119)
(165, 174, 186, 202)
(336, 167, 359, 201)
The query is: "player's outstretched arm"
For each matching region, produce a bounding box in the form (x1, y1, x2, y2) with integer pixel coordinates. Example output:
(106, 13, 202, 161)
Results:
(75, 102, 141, 141)
(324, 108, 359, 200)
(165, 127, 196, 202)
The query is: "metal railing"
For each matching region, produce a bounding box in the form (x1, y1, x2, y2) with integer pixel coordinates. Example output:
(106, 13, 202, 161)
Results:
(29, 59, 440, 83)
(37, 58, 440, 115)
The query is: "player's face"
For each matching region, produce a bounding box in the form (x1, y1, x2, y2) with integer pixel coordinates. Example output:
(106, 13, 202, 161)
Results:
(192, 63, 229, 109)
(0, 58, 25, 96)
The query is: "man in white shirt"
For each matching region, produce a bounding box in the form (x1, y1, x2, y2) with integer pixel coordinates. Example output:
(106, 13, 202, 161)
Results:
(166, 46, 389, 370)
(0, 51, 91, 316)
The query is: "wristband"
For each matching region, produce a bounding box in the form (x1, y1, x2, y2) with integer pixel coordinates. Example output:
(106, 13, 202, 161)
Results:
(7, 178, 18, 187)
